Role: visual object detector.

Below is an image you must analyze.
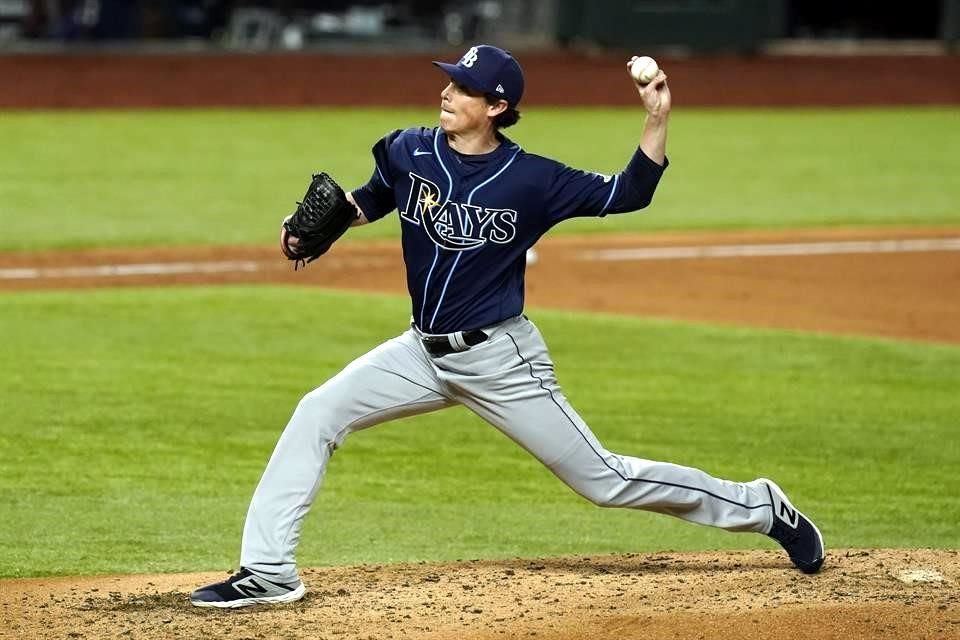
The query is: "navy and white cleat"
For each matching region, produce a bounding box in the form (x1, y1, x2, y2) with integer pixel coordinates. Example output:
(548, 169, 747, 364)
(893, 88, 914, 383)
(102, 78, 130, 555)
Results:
(760, 478, 825, 574)
(190, 568, 306, 608)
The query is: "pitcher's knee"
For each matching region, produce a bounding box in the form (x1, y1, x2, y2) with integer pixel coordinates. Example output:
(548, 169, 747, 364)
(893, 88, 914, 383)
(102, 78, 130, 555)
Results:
(576, 480, 629, 508)
(291, 390, 348, 444)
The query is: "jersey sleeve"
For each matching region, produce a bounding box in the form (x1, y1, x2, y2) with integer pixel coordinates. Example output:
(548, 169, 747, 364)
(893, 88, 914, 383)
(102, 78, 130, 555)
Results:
(544, 147, 669, 225)
(350, 129, 404, 222)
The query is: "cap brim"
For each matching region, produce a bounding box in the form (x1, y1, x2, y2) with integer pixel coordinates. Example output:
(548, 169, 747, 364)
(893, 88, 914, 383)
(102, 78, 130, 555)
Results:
(432, 61, 484, 94)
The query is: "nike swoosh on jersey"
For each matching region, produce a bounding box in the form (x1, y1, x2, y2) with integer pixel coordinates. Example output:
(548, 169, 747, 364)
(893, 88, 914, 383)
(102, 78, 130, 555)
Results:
(413, 149, 433, 156)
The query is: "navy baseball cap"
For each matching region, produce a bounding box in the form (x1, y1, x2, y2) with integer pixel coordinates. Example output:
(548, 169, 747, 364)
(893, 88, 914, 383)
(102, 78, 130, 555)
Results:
(433, 44, 524, 107)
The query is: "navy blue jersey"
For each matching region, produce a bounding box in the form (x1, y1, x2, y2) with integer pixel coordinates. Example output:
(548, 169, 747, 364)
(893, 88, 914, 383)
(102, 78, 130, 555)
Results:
(351, 127, 668, 333)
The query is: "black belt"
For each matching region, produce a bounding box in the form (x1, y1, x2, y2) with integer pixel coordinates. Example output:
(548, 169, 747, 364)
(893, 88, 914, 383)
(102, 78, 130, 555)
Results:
(421, 329, 489, 357)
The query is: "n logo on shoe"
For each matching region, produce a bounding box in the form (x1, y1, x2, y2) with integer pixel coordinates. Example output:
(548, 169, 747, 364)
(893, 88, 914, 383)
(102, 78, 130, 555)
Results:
(779, 502, 799, 528)
(233, 575, 268, 598)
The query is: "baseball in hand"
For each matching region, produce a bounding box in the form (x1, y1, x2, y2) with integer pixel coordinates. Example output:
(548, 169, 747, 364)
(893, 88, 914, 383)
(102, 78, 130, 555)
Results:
(629, 56, 659, 85)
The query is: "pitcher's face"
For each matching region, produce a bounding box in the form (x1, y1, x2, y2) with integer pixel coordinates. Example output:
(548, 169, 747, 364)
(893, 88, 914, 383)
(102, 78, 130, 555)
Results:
(439, 81, 503, 135)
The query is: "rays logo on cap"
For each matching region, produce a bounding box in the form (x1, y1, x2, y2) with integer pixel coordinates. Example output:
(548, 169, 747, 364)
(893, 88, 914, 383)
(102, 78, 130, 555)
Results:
(461, 47, 479, 68)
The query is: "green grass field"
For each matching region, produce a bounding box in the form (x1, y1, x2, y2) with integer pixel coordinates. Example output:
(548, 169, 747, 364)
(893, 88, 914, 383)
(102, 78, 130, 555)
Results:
(1, 107, 958, 251)
(1, 287, 958, 578)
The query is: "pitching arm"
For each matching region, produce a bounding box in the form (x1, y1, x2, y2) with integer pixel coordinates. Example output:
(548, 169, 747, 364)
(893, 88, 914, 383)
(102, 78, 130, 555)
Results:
(634, 68, 671, 166)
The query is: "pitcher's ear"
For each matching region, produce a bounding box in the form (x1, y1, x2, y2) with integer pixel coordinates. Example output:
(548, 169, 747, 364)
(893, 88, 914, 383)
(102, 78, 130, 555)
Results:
(488, 99, 508, 117)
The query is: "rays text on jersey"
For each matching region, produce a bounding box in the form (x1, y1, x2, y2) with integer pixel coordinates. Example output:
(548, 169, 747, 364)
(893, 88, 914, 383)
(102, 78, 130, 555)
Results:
(401, 172, 518, 250)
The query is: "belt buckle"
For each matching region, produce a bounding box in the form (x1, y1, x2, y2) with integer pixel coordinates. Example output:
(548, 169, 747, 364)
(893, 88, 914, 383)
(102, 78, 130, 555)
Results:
(421, 335, 449, 357)
(421, 330, 487, 357)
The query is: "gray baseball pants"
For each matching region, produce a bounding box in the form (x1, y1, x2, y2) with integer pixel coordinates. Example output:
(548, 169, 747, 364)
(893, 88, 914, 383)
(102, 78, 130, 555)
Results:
(240, 315, 774, 582)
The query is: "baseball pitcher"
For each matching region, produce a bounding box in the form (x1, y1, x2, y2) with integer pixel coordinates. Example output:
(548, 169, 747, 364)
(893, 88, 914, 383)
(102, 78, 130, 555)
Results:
(191, 45, 824, 608)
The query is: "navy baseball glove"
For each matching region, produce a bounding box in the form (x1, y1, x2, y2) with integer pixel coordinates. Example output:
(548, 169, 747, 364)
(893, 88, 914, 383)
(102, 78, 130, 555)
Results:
(280, 173, 357, 269)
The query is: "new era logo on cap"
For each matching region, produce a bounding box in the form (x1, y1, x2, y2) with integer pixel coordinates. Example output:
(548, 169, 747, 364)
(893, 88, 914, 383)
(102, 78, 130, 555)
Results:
(433, 44, 525, 107)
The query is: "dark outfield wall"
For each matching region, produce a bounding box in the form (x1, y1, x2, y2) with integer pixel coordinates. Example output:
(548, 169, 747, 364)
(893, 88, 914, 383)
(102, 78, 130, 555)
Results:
(1, 51, 958, 108)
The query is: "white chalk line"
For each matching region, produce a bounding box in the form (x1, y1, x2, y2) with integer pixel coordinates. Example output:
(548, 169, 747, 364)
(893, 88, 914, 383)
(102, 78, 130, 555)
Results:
(580, 238, 960, 261)
(0, 238, 958, 281)
(0, 260, 260, 280)
(0, 254, 396, 281)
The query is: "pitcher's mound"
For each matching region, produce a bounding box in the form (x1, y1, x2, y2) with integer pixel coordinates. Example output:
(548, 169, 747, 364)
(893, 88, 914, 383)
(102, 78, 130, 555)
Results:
(4, 549, 958, 640)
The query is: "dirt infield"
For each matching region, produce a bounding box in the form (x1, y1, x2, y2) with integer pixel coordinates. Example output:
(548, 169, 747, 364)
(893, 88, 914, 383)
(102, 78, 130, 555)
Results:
(3, 549, 958, 640)
(3, 227, 959, 343)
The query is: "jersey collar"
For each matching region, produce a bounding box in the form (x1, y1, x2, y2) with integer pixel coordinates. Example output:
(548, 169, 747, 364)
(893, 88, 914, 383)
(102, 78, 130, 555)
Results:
(435, 129, 521, 182)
